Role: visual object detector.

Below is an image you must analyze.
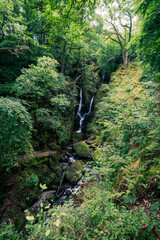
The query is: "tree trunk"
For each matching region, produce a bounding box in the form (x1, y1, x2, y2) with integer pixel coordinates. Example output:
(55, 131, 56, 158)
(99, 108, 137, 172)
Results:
(61, 41, 67, 73)
(122, 50, 129, 67)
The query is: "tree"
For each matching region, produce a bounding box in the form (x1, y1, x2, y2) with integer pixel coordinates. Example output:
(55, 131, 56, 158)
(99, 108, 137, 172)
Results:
(136, 0, 160, 72)
(0, 97, 32, 169)
(43, 0, 98, 73)
(0, 0, 29, 54)
(102, 0, 136, 66)
(15, 56, 76, 147)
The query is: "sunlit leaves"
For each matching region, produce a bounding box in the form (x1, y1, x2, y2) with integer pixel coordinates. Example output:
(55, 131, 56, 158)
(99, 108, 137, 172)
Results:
(26, 215, 35, 221)
(45, 229, 50, 236)
(40, 183, 48, 190)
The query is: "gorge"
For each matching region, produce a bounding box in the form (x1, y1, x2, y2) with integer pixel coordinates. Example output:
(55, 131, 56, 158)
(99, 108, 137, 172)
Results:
(0, 0, 160, 239)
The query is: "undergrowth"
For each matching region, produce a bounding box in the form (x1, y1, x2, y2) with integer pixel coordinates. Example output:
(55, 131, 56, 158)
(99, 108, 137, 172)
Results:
(0, 62, 159, 239)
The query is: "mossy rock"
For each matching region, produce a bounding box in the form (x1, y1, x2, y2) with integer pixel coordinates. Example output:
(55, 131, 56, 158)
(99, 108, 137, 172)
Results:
(49, 158, 61, 172)
(25, 190, 38, 205)
(66, 161, 84, 185)
(73, 141, 91, 158)
(13, 210, 26, 231)
(54, 166, 63, 178)
(46, 193, 55, 202)
(38, 164, 62, 185)
(72, 131, 84, 143)
(50, 151, 61, 163)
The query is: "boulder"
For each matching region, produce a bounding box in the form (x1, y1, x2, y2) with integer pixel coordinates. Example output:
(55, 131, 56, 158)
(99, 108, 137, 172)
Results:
(66, 161, 84, 185)
(73, 141, 91, 158)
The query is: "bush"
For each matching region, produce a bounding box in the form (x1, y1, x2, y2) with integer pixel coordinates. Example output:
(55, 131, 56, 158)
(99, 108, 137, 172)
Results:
(0, 221, 23, 240)
(0, 97, 32, 170)
(26, 174, 39, 188)
(15, 56, 76, 147)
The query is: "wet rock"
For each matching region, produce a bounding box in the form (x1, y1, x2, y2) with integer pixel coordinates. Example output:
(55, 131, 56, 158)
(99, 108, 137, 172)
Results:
(53, 195, 67, 206)
(46, 192, 55, 202)
(65, 188, 73, 197)
(30, 190, 56, 212)
(61, 163, 69, 170)
(65, 161, 84, 185)
(73, 141, 91, 158)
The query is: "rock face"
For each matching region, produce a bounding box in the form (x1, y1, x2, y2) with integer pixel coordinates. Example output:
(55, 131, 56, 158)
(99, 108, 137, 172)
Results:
(73, 141, 91, 158)
(0, 150, 63, 224)
(65, 161, 85, 185)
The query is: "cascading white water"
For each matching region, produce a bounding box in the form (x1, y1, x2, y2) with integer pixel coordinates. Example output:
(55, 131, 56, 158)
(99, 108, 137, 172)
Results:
(88, 96, 94, 115)
(76, 88, 94, 133)
(76, 88, 82, 119)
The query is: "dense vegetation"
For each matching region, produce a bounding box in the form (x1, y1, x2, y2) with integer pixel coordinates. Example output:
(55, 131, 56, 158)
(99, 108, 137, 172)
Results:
(0, 0, 159, 239)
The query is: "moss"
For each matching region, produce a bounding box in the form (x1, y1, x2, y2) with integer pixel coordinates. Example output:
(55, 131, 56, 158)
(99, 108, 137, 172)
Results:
(50, 151, 61, 163)
(66, 161, 84, 185)
(46, 193, 55, 202)
(13, 210, 26, 231)
(26, 191, 38, 205)
(73, 141, 91, 158)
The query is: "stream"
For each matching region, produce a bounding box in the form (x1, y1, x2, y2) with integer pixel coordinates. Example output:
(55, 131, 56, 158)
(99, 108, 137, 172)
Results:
(30, 88, 94, 213)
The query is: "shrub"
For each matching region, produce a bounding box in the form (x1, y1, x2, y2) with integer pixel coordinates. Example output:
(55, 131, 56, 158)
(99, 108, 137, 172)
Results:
(0, 97, 32, 170)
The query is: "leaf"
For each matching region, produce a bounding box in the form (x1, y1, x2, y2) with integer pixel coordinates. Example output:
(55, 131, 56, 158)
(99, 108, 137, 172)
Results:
(26, 215, 35, 221)
(54, 218, 61, 227)
(38, 224, 41, 229)
(60, 212, 67, 216)
(40, 202, 43, 208)
(51, 212, 57, 216)
(44, 205, 50, 209)
(40, 183, 48, 190)
(45, 230, 50, 237)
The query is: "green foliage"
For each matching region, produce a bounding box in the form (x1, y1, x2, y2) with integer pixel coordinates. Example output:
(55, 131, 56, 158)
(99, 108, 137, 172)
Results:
(73, 141, 91, 158)
(50, 94, 71, 113)
(22, 183, 160, 239)
(0, 221, 23, 240)
(97, 40, 121, 78)
(89, 62, 160, 199)
(26, 174, 39, 188)
(0, 97, 32, 169)
(16, 57, 65, 99)
(136, 0, 160, 71)
(15, 56, 76, 147)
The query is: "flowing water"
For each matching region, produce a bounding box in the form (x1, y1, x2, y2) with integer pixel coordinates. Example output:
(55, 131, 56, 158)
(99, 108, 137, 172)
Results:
(76, 88, 94, 133)
(31, 88, 94, 212)
(30, 153, 84, 212)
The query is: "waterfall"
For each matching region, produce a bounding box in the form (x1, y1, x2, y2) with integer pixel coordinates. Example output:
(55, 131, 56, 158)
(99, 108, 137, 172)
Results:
(75, 74, 82, 82)
(76, 88, 94, 133)
(76, 88, 82, 119)
(88, 96, 94, 115)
